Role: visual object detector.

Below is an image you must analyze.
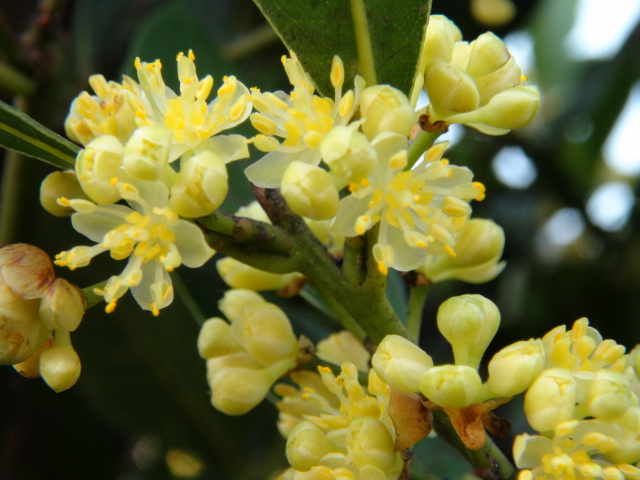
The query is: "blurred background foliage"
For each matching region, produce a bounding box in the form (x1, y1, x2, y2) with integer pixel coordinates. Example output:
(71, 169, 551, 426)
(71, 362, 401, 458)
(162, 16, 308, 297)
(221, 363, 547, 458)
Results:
(0, 0, 639, 478)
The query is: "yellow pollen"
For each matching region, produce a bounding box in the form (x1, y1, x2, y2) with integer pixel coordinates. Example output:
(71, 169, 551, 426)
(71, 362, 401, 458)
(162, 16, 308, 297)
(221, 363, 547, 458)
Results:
(473, 182, 486, 201)
(134, 57, 141, 69)
(151, 303, 160, 316)
(176, 52, 184, 61)
(361, 178, 371, 187)
(57, 197, 71, 207)
(301, 393, 310, 400)
(188, 49, 195, 61)
(317, 366, 332, 373)
(444, 245, 456, 257)
(106, 300, 117, 313)
(349, 183, 358, 192)
(110, 177, 118, 186)
(377, 262, 389, 275)
(521, 75, 528, 82)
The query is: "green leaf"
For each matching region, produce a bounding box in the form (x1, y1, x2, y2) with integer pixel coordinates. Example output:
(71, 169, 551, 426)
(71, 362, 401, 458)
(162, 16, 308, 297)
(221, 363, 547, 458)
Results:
(252, 0, 431, 96)
(0, 100, 79, 169)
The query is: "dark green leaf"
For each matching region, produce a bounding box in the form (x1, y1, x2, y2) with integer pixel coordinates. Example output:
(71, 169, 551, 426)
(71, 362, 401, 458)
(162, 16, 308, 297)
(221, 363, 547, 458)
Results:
(0, 100, 79, 169)
(252, 0, 431, 96)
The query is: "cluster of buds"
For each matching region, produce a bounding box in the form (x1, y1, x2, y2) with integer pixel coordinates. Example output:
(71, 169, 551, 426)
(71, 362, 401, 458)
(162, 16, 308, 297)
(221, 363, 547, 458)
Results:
(280, 362, 404, 480)
(373, 294, 545, 449)
(0, 244, 85, 392)
(419, 15, 540, 134)
(197, 289, 299, 415)
(514, 319, 640, 479)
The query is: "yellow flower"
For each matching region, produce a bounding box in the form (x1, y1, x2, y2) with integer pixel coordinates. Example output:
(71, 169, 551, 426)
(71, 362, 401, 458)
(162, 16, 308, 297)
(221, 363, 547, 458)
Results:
(332, 140, 484, 274)
(55, 180, 214, 315)
(245, 54, 364, 188)
(131, 50, 251, 160)
(283, 362, 404, 480)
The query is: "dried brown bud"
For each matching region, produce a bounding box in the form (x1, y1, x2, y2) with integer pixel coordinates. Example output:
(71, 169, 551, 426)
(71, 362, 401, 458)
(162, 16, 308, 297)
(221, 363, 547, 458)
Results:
(0, 244, 55, 299)
(388, 388, 433, 451)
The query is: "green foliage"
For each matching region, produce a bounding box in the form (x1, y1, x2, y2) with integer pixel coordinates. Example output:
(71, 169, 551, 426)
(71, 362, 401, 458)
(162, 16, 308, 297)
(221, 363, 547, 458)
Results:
(0, 100, 78, 169)
(252, 0, 431, 96)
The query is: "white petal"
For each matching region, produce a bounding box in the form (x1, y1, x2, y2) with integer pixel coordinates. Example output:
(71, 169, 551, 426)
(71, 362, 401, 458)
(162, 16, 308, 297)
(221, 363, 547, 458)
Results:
(331, 195, 371, 236)
(386, 224, 428, 271)
(172, 220, 215, 268)
(195, 134, 249, 163)
(245, 149, 319, 188)
(71, 205, 132, 242)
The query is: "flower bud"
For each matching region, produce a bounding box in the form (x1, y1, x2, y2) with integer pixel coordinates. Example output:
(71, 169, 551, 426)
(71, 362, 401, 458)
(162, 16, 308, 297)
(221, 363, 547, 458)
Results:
(231, 302, 298, 366)
(38, 278, 85, 332)
(437, 294, 500, 369)
(40, 170, 88, 217)
(209, 359, 291, 415)
(474, 57, 521, 106)
(487, 339, 545, 397)
(424, 60, 480, 118)
(286, 421, 335, 471)
(13, 334, 54, 378)
(0, 283, 49, 365)
(216, 257, 300, 291)
(316, 331, 370, 373)
(419, 219, 505, 284)
(524, 368, 577, 432)
(197, 317, 242, 359)
(0, 244, 56, 299)
(281, 161, 339, 220)
(170, 151, 228, 218)
(218, 289, 265, 322)
(584, 370, 631, 420)
(347, 417, 396, 471)
(372, 335, 433, 394)
(471, 0, 516, 27)
(75, 135, 124, 204)
(39, 331, 81, 392)
(419, 364, 482, 407)
(319, 126, 376, 186)
(448, 85, 540, 134)
(359, 85, 416, 139)
(420, 15, 462, 71)
(466, 32, 512, 79)
(122, 125, 172, 181)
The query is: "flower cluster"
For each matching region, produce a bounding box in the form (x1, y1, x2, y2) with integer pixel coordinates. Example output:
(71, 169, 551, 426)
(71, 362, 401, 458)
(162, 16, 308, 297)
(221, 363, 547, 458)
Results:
(197, 289, 300, 415)
(47, 50, 252, 314)
(514, 318, 640, 480)
(0, 244, 85, 391)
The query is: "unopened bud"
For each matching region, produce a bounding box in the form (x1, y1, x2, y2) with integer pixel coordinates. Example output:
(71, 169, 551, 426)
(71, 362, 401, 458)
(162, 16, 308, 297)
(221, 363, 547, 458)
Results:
(13, 334, 54, 378)
(487, 339, 545, 397)
(209, 359, 291, 415)
(39, 331, 81, 392)
(197, 317, 242, 359)
(448, 85, 540, 133)
(170, 151, 228, 217)
(39, 278, 85, 331)
(524, 368, 577, 432)
(0, 243, 55, 299)
(286, 421, 335, 471)
(348, 417, 396, 471)
(0, 283, 49, 365)
(372, 335, 433, 394)
(584, 369, 631, 420)
(466, 32, 512, 79)
(420, 15, 462, 71)
(419, 364, 482, 407)
(231, 302, 298, 366)
(281, 162, 339, 220)
(471, 0, 516, 27)
(360, 85, 415, 139)
(216, 257, 299, 291)
(420, 219, 505, 284)
(437, 294, 500, 369)
(425, 60, 480, 118)
(123, 125, 171, 181)
(75, 135, 124, 204)
(218, 289, 265, 322)
(40, 170, 89, 217)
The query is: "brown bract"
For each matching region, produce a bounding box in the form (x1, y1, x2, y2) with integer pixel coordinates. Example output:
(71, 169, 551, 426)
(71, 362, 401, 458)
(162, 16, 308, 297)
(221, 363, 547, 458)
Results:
(388, 388, 433, 451)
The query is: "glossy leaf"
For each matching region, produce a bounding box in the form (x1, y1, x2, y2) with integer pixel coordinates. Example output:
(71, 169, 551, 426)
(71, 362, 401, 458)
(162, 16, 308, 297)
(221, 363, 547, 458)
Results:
(252, 0, 431, 96)
(0, 100, 79, 169)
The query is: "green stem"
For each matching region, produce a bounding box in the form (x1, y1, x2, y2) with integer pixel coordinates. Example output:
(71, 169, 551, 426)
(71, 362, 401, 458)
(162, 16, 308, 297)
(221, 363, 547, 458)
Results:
(406, 129, 445, 170)
(349, 0, 377, 85)
(406, 283, 432, 342)
(221, 24, 279, 61)
(483, 436, 516, 479)
(312, 282, 368, 342)
(81, 281, 106, 310)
